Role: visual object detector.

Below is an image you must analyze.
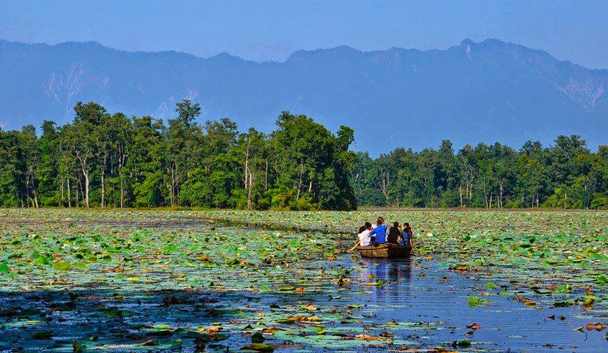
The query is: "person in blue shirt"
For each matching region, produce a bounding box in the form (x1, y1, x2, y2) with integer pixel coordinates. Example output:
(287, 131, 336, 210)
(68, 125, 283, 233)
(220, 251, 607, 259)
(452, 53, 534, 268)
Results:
(402, 222, 414, 249)
(369, 219, 387, 244)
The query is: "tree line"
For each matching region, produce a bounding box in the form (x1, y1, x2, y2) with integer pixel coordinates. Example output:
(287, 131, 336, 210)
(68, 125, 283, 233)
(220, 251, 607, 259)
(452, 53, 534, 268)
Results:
(1, 101, 607, 210)
(0, 101, 356, 210)
(353, 138, 608, 209)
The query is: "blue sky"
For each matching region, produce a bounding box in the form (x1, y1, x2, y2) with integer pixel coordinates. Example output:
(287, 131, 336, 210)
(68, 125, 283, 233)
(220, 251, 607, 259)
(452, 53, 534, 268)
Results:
(1, 0, 608, 68)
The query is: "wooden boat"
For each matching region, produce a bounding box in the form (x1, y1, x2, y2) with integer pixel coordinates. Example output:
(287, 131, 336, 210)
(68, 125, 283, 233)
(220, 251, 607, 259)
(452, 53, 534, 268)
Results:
(356, 243, 411, 259)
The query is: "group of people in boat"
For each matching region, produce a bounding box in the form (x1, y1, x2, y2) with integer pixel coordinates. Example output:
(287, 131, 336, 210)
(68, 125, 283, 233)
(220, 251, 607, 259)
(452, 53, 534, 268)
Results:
(354, 217, 413, 249)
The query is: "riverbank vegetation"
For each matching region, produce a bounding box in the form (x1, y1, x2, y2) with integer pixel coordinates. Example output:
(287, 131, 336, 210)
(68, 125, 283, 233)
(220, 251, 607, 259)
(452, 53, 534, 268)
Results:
(1, 101, 607, 209)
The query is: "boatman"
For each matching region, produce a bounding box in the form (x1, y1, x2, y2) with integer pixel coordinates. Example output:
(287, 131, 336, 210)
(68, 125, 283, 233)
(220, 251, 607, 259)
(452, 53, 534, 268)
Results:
(369, 219, 387, 244)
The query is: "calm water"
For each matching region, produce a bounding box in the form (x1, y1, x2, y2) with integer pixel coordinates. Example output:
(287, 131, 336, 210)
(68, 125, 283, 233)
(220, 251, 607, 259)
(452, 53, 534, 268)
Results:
(344, 257, 607, 352)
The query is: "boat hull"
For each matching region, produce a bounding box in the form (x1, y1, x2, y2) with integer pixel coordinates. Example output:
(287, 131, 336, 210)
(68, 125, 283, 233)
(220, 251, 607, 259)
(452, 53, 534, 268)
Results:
(356, 243, 411, 259)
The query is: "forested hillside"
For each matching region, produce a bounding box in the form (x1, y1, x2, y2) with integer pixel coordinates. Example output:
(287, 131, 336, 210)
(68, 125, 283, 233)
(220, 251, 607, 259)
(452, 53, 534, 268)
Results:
(1, 102, 607, 210)
(2, 38, 608, 155)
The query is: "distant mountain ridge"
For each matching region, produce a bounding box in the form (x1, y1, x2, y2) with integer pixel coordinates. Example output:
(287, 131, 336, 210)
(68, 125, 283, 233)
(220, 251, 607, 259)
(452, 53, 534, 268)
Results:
(1, 38, 607, 154)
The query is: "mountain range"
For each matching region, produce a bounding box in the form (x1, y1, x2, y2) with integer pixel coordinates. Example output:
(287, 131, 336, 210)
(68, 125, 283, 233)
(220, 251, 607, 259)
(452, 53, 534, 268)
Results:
(1, 38, 607, 155)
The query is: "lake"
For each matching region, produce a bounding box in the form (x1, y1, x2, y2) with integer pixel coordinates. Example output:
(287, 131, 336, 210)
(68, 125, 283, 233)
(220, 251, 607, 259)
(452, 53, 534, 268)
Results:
(0, 209, 606, 352)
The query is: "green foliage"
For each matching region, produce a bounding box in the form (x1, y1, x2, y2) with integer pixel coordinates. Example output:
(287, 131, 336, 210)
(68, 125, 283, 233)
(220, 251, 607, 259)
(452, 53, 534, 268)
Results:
(0, 102, 356, 210)
(354, 136, 608, 209)
(1, 100, 607, 210)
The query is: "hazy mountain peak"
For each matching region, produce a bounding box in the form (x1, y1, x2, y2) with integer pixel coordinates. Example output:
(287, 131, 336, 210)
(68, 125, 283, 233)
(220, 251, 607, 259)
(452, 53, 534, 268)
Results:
(287, 45, 362, 62)
(459, 38, 475, 46)
(57, 40, 105, 48)
(209, 52, 244, 61)
(0, 38, 606, 155)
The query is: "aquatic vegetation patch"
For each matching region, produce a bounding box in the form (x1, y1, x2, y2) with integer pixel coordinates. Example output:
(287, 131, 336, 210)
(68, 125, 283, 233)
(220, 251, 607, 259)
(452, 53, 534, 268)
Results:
(200, 210, 608, 308)
(1, 209, 607, 352)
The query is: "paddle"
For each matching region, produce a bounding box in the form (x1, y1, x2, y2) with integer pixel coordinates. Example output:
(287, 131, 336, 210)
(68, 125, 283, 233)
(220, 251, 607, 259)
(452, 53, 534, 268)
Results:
(348, 239, 361, 253)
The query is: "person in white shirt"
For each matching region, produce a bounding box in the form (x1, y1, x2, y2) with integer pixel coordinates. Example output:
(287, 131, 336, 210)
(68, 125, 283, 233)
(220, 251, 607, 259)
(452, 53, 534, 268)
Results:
(357, 222, 373, 247)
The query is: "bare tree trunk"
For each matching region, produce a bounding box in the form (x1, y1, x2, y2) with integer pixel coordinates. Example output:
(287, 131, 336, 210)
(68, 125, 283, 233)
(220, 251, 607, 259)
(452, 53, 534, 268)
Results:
(381, 172, 389, 202)
(498, 181, 504, 208)
(101, 170, 105, 208)
(170, 164, 176, 207)
(244, 140, 250, 189)
(119, 144, 126, 209)
(76, 151, 90, 208)
(31, 170, 39, 208)
(459, 184, 463, 207)
(24, 174, 30, 208)
(75, 179, 79, 207)
(83, 172, 90, 208)
(468, 182, 473, 201)
(32, 174, 38, 208)
(296, 162, 304, 200)
(530, 194, 534, 208)
(172, 163, 180, 207)
(25, 165, 38, 208)
(265, 159, 269, 191)
(61, 175, 64, 207)
(67, 177, 71, 208)
(482, 178, 489, 208)
(247, 172, 254, 211)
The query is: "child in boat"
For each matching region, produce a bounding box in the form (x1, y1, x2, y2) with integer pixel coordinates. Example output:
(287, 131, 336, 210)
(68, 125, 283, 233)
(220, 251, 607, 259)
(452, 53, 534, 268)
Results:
(402, 222, 414, 249)
(353, 226, 366, 248)
(387, 221, 402, 244)
(369, 219, 387, 244)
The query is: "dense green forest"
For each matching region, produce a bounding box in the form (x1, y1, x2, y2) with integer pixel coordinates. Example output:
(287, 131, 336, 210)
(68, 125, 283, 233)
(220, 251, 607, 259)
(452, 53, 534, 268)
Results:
(1, 101, 607, 210)
(0, 101, 356, 210)
(354, 137, 608, 209)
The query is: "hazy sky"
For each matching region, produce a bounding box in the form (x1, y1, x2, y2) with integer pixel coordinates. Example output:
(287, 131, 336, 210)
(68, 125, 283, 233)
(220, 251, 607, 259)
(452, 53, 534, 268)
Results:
(1, 0, 608, 68)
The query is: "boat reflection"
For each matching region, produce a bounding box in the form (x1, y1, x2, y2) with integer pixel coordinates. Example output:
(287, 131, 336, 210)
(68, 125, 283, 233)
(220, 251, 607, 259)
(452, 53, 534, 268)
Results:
(358, 259, 415, 304)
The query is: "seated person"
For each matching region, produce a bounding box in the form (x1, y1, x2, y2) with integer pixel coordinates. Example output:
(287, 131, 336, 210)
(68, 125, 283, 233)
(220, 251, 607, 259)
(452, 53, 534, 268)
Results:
(369, 219, 387, 244)
(371, 217, 384, 229)
(387, 221, 401, 244)
(356, 222, 373, 247)
(402, 222, 414, 249)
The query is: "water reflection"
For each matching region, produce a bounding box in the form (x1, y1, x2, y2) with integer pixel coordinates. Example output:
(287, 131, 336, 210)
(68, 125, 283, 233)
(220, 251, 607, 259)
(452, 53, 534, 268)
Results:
(347, 258, 607, 353)
(357, 259, 415, 306)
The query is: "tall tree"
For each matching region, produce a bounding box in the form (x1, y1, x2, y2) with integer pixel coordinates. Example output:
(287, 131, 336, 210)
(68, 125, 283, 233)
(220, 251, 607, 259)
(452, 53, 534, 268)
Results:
(166, 99, 201, 206)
